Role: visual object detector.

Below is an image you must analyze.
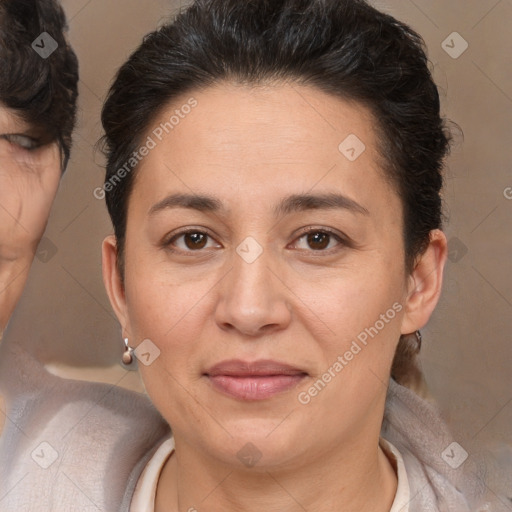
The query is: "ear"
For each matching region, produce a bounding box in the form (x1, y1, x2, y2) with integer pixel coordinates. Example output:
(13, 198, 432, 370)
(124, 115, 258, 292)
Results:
(400, 229, 448, 335)
(102, 235, 131, 338)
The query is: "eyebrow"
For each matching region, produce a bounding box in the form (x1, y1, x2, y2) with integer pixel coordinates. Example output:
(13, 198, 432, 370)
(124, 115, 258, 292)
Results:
(148, 192, 369, 217)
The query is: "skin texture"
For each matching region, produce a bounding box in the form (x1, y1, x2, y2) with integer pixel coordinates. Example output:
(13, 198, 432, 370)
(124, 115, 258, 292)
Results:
(0, 104, 62, 334)
(103, 82, 448, 512)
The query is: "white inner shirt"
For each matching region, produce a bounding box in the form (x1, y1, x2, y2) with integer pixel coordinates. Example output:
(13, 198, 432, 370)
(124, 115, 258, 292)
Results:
(130, 436, 410, 512)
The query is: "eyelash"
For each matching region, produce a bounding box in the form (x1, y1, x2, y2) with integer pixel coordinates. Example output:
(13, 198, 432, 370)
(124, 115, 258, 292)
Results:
(163, 227, 349, 256)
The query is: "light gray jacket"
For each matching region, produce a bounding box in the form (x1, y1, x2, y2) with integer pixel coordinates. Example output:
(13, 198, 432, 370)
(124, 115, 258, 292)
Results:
(382, 378, 511, 511)
(0, 342, 170, 511)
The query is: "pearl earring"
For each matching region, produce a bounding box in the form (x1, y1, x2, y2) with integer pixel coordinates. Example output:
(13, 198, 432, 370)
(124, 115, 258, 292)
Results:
(122, 337, 135, 368)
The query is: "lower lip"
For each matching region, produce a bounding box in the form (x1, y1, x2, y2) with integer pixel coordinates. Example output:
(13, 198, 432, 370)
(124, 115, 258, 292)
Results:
(207, 374, 306, 400)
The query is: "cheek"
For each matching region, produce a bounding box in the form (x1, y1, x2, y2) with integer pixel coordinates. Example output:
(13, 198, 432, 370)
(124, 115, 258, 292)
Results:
(291, 265, 405, 417)
(124, 271, 211, 423)
(292, 258, 404, 340)
(125, 266, 207, 347)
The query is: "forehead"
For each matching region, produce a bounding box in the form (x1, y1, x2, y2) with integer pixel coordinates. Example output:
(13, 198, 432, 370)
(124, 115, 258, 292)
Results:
(151, 81, 377, 156)
(132, 81, 398, 218)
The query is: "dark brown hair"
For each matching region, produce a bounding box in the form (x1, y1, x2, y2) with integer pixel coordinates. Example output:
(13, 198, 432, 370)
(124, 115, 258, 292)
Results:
(0, 0, 79, 169)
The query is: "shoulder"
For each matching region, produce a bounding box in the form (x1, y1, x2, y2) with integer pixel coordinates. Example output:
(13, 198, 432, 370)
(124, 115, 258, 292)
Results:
(0, 341, 170, 511)
(382, 378, 506, 512)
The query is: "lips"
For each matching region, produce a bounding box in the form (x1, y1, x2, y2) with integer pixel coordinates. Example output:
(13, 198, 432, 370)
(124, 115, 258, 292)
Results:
(204, 359, 308, 401)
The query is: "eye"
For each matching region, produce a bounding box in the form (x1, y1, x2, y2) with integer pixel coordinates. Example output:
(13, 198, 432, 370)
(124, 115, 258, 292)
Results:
(292, 228, 346, 252)
(0, 134, 40, 150)
(165, 229, 220, 253)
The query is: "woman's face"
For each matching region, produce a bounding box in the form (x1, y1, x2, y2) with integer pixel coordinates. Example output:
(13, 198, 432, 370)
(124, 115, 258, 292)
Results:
(104, 82, 444, 470)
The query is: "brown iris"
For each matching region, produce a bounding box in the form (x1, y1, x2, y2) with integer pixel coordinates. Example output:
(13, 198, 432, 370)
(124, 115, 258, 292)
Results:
(184, 232, 208, 250)
(306, 232, 330, 250)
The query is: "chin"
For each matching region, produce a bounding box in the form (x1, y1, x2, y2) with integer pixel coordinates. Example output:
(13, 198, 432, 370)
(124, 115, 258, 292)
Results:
(207, 415, 303, 464)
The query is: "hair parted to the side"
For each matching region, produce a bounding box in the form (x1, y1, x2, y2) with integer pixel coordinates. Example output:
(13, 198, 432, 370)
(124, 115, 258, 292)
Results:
(0, 0, 79, 170)
(100, 0, 453, 391)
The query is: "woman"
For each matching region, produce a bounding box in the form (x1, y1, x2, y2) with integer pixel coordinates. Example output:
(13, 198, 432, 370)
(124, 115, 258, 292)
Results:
(99, 0, 506, 510)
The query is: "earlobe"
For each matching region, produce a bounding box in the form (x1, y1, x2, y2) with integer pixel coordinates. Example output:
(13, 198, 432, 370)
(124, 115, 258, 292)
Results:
(400, 229, 448, 335)
(102, 235, 130, 336)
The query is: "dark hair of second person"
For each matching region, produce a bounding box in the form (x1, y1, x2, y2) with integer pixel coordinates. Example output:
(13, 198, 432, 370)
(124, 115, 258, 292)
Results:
(0, 0, 79, 170)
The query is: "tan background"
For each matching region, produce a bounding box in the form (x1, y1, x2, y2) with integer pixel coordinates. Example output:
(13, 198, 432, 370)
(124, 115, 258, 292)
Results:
(4, 0, 511, 457)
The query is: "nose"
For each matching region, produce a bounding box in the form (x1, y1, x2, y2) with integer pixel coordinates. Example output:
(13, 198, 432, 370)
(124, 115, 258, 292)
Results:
(214, 241, 292, 337)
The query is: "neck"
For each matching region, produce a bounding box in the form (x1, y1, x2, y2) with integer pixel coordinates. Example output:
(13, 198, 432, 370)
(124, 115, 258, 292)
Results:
(155, 431, 397, 512)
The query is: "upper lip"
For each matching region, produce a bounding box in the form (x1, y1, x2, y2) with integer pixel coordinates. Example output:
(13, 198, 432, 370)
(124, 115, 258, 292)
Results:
(205, 359, 307, 377)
